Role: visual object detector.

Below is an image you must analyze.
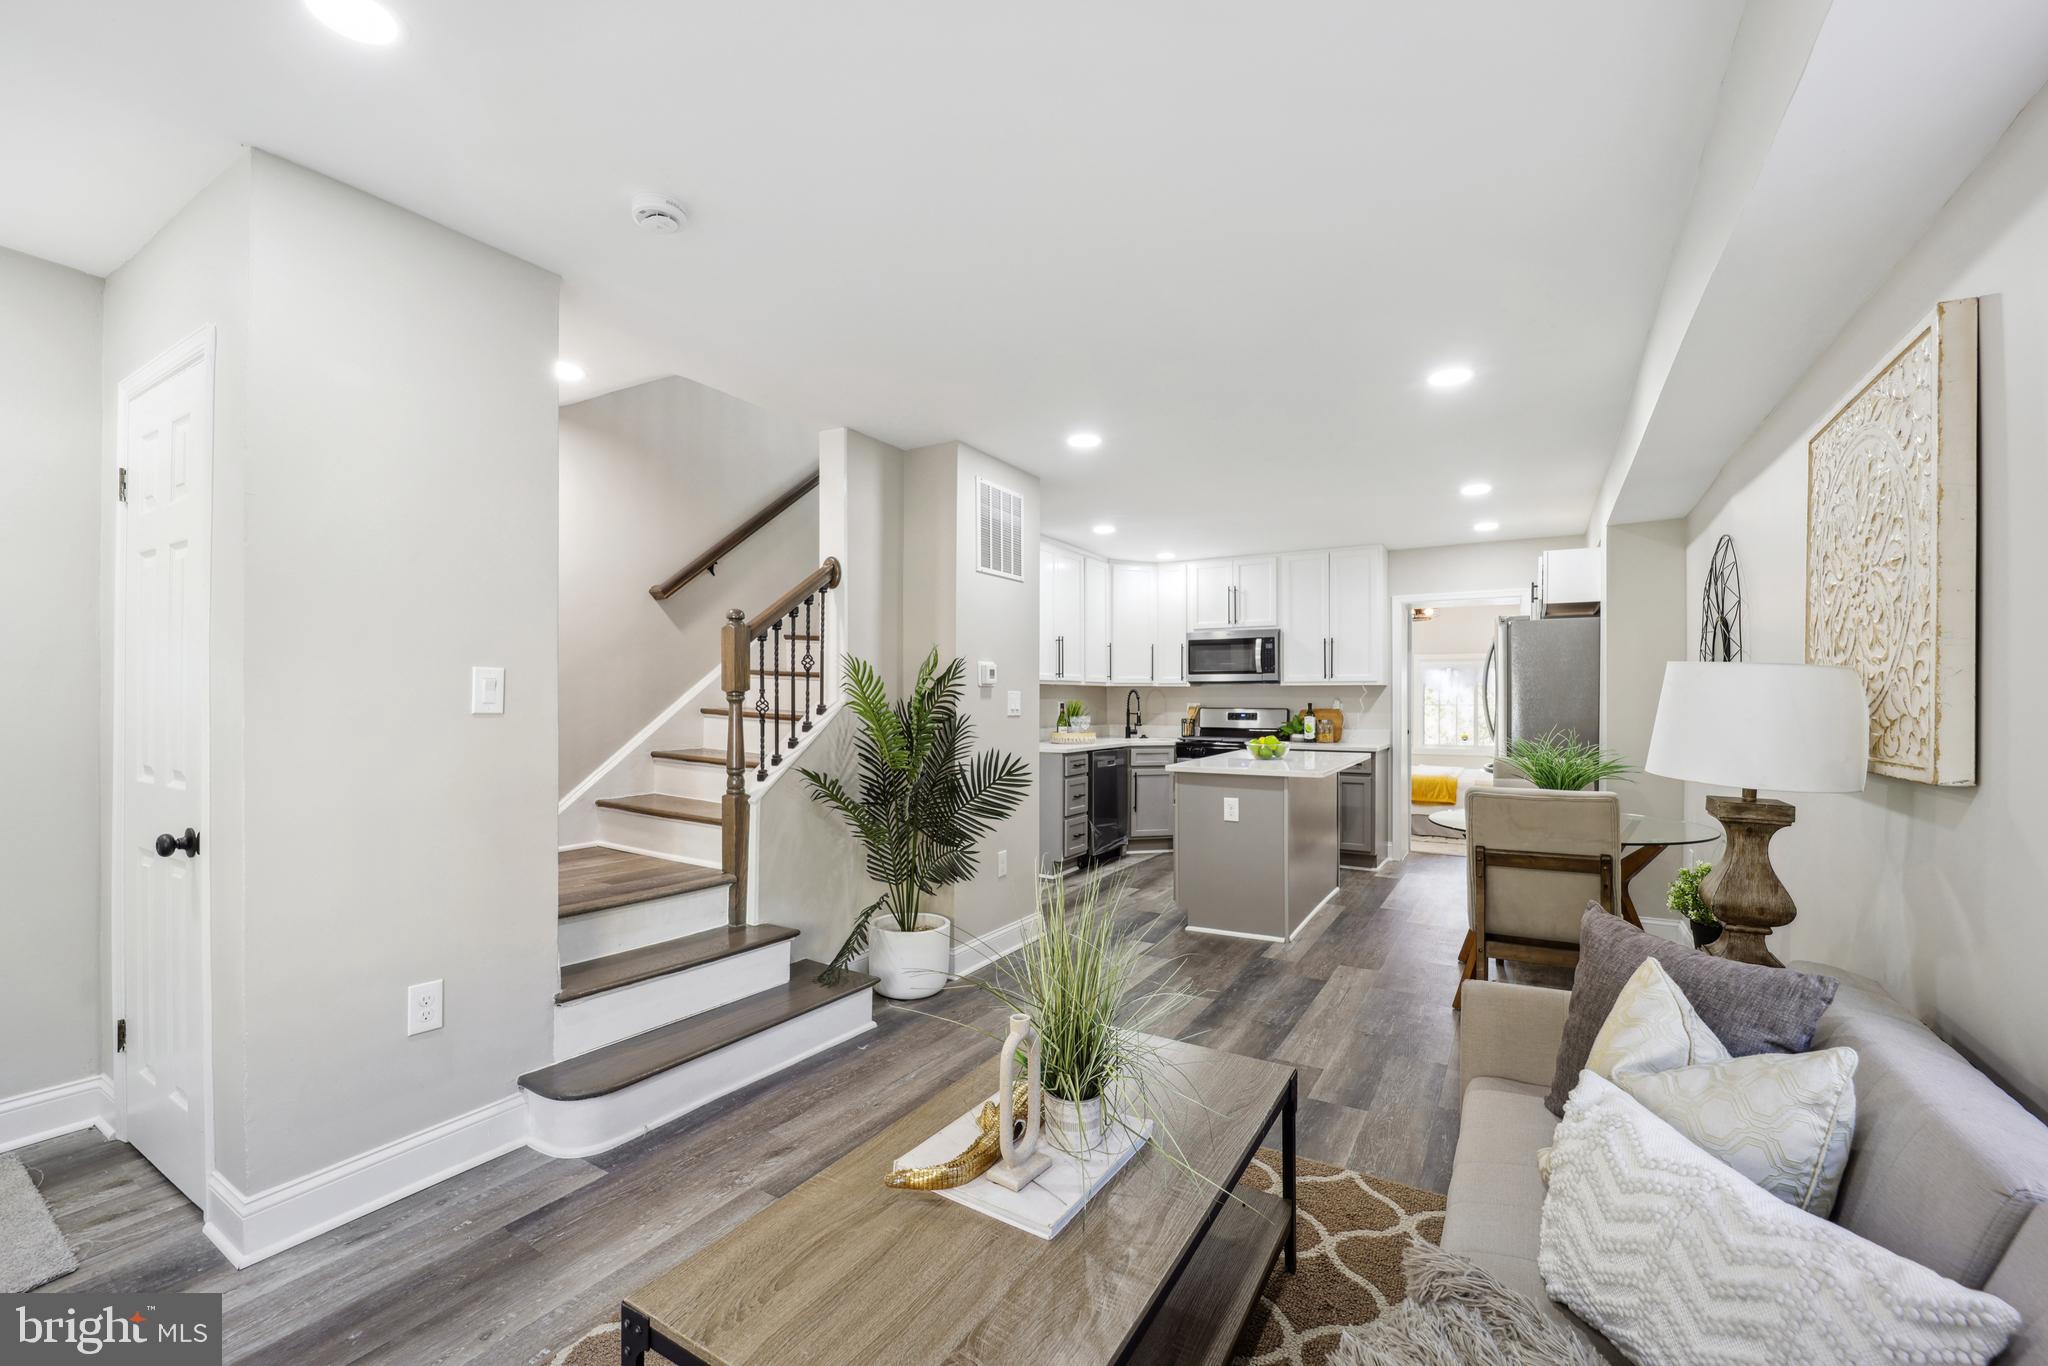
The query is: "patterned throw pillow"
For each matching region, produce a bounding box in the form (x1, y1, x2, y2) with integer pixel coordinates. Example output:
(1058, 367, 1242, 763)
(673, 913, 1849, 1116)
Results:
(1539, 1072, 2020, 1366)
(1582, 958, 1858, 1216)
(1584, 957, 1731, 1079)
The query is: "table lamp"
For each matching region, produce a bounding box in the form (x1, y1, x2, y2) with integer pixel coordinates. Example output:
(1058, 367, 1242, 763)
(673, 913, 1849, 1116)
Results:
(1644, 662, 1868, 966)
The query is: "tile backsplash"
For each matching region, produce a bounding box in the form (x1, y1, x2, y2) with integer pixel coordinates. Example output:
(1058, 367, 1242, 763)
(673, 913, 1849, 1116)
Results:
(1041, 683, 1390, 738)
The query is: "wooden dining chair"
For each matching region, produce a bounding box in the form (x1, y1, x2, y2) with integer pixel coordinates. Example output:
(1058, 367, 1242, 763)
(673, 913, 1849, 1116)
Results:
(1453, 788, 1622, 1009)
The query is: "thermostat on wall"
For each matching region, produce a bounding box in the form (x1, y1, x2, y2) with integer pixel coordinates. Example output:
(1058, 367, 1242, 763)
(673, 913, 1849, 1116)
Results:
(977, 661, 997, 686)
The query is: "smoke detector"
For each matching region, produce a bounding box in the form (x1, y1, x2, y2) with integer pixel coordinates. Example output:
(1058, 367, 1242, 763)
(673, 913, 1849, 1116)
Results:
(631, 194, 689, 234)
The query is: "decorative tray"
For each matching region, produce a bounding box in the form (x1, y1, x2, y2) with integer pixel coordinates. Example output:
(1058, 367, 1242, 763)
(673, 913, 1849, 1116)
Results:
(892, 1095, 1151, 1239)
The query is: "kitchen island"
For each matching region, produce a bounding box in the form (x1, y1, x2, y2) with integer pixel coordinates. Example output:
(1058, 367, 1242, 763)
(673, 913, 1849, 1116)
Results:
(1165, 748, 1369, 941)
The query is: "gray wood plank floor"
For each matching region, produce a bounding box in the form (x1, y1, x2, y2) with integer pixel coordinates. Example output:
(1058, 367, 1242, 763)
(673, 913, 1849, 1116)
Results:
(22, 850, 1567, 1365)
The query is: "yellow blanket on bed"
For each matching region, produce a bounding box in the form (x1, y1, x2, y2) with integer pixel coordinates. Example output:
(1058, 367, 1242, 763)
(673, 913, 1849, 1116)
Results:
(1411, 770, 1461, 805)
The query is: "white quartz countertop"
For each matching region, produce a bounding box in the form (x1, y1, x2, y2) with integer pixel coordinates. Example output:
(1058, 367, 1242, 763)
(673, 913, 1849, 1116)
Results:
(1166, 750, 1371, 779)
(1038, 735, 1179, 754)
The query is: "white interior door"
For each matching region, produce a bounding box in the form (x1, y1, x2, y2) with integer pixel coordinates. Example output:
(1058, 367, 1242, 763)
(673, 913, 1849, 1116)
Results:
(118, 333, 213, 1207)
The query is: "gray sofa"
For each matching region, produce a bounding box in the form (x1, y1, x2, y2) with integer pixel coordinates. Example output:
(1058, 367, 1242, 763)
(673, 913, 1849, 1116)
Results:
(1445, 965, 2048, 1362)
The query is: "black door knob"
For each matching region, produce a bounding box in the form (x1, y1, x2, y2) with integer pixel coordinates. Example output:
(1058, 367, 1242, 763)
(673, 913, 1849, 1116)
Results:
(155, 828, 201, 858)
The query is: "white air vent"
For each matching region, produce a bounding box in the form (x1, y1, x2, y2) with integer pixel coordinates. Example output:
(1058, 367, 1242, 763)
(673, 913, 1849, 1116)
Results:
(976, 478, 1024, 581)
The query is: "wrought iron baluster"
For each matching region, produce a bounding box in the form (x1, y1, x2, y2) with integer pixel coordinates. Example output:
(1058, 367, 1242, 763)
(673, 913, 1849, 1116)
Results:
(755, 631, 770, 779)
(801, 597, 814, 732)
(769, 621, 785, 766)
(787, 608, 801, 750)
(815, 585, 829, 713)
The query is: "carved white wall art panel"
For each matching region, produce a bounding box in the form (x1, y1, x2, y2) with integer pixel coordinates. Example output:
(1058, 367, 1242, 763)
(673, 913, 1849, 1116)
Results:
(1805, 299, 1977, 786)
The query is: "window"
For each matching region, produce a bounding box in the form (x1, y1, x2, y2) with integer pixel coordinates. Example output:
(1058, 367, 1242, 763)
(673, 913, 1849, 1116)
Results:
(1414, 653, 1492, 751)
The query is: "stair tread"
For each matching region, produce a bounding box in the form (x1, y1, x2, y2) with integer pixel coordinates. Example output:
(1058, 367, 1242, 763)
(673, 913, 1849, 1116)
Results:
(703, 706, 813, 721)
(557, 924, 800, 1003)
(520, 959, 876, 1100)
(558, 848, 733, 918)
(651, 747, 760, 766)
(595, 793, 722, 824)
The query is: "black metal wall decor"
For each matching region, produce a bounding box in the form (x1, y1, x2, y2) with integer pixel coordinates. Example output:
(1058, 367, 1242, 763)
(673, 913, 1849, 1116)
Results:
(1699, 534, 1744, 662)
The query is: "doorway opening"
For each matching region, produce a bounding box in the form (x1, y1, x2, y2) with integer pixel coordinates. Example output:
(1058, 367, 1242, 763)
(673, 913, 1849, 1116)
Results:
(1387, 587, 1524, 862)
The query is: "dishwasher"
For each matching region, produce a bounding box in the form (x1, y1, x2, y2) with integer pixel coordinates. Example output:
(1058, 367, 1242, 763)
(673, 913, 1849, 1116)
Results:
(1088, 747, 1129, 863)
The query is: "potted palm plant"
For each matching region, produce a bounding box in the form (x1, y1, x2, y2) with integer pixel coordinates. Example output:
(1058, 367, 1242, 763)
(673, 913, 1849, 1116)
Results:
(800, 650, 1032, 999)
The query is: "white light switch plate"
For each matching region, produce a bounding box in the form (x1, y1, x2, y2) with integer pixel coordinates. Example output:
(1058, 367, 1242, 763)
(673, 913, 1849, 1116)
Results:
(997, 849, 1008, 877)
(470, 666, 505, 715)
(1006, 689, 1022, 717)
(407, 980, 443, 1035)
(1223, 797, 1240, 822)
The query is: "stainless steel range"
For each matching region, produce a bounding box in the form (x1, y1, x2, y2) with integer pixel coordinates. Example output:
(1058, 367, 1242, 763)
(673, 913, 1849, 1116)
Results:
(1173, 705, 1291, 760)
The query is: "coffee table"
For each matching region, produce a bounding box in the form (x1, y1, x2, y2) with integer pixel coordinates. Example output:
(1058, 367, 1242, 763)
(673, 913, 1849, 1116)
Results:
(621, 1039, 1298, 1365)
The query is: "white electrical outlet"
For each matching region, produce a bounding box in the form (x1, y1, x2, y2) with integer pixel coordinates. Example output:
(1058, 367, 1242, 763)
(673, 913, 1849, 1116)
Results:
(1006, 689, 1022, 718)
(997, 849, 1009, 877)
(1223, 797, 1240, 823)
(407, 980, 443, 1035)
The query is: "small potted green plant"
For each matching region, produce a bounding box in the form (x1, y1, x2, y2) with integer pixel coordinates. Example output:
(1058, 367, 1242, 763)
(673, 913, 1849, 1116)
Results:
(1056, 699, 1090, 732)
(1667, 861, 1720, 949)
(1503, 729, 1635, 790)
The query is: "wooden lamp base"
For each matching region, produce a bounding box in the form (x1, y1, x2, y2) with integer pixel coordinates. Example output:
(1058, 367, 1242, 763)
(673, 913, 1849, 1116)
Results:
(1701, 789, 1798, 967)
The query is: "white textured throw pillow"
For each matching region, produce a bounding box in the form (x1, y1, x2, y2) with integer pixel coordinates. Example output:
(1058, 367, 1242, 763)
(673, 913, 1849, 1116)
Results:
(1584, 957, 1730, 1080)
(1539, 1071, 2020, 1365)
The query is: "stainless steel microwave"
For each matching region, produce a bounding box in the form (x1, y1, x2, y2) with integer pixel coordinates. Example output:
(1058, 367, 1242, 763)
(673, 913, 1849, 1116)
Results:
(1184, 627, 1281, 684)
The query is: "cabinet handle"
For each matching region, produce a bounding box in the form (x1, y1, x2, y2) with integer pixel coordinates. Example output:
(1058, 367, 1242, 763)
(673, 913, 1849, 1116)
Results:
(1150, 643, 1156, 681)
(1108, 643, 1112, 679)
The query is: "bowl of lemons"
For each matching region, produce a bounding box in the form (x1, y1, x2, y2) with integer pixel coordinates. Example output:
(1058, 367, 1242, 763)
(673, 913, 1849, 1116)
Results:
(1248, 736, 1290, 761)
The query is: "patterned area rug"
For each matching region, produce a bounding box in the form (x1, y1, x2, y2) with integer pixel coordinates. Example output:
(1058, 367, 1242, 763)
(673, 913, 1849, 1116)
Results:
(551, 1150, 1444, 1366)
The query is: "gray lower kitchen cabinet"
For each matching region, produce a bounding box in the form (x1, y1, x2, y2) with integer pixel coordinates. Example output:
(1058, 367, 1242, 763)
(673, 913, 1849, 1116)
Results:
(1130, 765, 1173, 840)
(1038, 751, 1092, 872)
(1338, 754, 1388, 868)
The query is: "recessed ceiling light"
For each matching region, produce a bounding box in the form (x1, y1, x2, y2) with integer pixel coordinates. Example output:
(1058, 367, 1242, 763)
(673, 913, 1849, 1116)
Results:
(1459, 481, 1493, 498)
(1426, 365, 1475, 389)
(1066, 432, 1103, 451)
(1155, 551, 1175, 561)
(305, 0, 402, 45)
(1473, 520, 1500, 533)
(552, 358, 586, 383)
(1092, 523, 1116, 536)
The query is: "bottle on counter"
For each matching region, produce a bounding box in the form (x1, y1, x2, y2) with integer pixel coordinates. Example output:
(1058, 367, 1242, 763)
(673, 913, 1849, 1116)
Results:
(1299, 703, 1316, 743)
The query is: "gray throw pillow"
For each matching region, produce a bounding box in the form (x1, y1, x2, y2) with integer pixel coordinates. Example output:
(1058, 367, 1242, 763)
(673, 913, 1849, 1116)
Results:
(1545, 906, 1837, 1116)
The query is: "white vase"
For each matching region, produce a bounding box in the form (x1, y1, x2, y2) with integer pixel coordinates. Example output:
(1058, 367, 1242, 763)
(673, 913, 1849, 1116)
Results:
(868, 913, 952, 1000)
(1043, 1093, 1109, 1156)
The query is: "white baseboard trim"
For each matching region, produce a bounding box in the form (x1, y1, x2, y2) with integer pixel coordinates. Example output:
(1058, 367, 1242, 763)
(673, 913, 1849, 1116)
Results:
(0, 1075, 114, 1154)
(201, 1094, 528, 1268)
(1183, 924, 1285, 943)
(1290, 886, 1339, 941)
(951, 914, 1035, 977)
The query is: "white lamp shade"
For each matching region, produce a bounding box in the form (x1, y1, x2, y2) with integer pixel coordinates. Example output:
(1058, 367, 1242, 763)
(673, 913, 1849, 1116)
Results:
(1645, 662, 1868, 793)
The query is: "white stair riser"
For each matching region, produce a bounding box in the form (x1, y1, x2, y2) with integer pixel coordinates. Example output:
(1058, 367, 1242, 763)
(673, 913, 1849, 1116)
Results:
(595, 807, 722, 862)
(524, 992, 877, 1158)
(558, 885, 729, 962)
(647, 757, 732, 802)
(554, 942, 793, 1061)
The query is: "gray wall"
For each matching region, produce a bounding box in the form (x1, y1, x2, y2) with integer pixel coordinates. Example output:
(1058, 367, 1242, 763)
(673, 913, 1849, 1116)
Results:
(0, 248, 104, 1098)
(102, 151, 562, 1192)
(1683, 85, 2048, 1111)
(559, 378, 819, 793)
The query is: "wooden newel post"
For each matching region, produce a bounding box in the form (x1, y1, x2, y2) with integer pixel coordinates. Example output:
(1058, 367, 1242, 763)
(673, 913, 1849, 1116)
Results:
(720, 608, 751, 927)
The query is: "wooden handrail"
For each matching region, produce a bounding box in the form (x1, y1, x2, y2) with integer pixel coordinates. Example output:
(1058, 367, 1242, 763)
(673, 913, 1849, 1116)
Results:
(745, 557, 842, 639)
(647, 471, 821, 601)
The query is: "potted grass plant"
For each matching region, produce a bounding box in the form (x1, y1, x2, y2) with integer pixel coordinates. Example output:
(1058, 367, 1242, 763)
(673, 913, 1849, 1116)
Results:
(800, 649, 1032, 999)
(965, 873, 1199, 1155)
(1503, 728, 1636, 790)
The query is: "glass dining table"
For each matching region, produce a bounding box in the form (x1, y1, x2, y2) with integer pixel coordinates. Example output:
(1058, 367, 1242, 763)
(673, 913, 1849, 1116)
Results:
(1426, 806, 1718, 927)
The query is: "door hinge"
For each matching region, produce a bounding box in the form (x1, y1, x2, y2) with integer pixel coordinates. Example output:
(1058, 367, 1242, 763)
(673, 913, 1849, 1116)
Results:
(116, 1018, 127, 1052)
(118, 467, 128, 503)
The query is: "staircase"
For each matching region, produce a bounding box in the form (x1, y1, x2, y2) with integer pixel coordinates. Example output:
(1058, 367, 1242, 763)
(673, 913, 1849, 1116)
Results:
(525, 556, 877, 1157)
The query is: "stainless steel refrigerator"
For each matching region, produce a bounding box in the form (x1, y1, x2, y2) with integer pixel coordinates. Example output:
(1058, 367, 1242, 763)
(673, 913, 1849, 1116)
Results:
(1483, 616, 1600, 753)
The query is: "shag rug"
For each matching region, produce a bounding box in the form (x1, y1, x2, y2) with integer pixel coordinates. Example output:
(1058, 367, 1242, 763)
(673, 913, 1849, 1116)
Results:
(0, 1155, 79, 1293)
(551, 1149, 1444, 1366)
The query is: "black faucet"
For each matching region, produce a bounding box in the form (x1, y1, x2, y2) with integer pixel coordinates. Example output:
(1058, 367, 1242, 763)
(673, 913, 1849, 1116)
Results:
(1125, 689, 1143, 738)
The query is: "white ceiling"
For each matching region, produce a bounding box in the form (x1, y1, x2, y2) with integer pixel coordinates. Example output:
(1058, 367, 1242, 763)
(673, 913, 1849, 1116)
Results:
(4, 2, 1768, 556)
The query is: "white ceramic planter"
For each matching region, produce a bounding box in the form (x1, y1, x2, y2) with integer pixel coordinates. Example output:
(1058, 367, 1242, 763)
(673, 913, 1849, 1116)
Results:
(868, 914, 953, 1000)
(1043, 1093, 1108, 1156)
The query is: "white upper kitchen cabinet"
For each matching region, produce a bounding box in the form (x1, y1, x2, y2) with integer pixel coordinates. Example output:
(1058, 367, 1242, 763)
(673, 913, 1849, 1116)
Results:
(1082, 554, 1112, 682)
(1109, 562, 1158, 683)
(1040, 540, 1086, 682)
(1538, 547, 1603, 616)
(1187, 556, 1278, 628)
(1232, 555, 1279, 627)
(1279, 552, 1331, 683)
(1153, 561, 1187, 683)
(1327, 544, 1387, 683)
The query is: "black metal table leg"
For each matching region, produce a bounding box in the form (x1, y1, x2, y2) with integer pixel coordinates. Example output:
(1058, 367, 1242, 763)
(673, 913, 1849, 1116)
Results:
(1282, 1069, 1298, 1272)
(620, 1305, 649, 1365)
